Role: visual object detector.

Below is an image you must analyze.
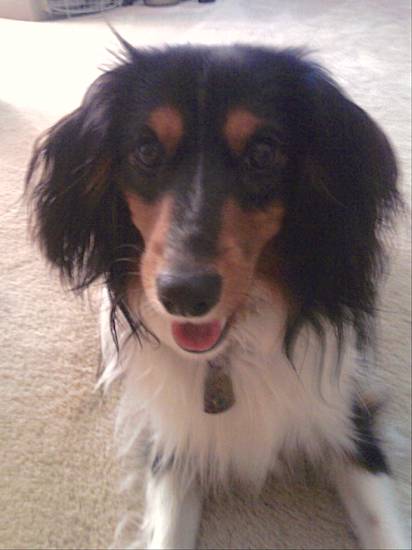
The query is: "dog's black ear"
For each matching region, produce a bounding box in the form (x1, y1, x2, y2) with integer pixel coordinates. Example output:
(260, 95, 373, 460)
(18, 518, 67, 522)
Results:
(282, 68, 401, 348)
(26, 66, 141, 291)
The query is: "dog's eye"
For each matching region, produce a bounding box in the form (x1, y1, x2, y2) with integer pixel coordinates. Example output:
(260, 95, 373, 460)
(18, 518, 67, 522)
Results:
(130, 139, 164, 169)
(245, 140, 279, 171)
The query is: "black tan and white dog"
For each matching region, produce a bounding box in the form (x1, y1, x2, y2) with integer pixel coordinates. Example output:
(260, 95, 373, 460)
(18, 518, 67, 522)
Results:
(27, 42, 407, 549)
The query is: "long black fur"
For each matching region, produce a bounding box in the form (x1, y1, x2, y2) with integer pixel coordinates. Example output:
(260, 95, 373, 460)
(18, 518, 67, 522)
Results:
(351, 399, 390, 474)
(26, 43, 400, 357)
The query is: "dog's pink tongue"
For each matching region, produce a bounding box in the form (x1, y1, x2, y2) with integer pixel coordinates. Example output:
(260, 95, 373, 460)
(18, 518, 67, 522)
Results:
(172, 320, 222, 352)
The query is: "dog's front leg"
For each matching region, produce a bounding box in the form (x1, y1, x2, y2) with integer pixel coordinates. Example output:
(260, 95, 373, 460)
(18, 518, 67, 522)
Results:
(334, 465, 408, 549)
(142, 465, 202, 550)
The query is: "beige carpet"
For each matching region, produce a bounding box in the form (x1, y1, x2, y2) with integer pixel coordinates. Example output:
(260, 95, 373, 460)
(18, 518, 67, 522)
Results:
(1, 1, 410, 548)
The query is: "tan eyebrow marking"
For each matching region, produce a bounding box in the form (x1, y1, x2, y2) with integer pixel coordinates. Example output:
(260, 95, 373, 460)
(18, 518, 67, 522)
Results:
(148, 106, 184, 154)
(223, 108, 264, 154)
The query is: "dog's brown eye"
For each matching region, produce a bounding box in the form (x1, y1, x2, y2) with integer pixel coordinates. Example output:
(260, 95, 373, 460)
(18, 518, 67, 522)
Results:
(245, 140, 278, 171)
(131, 139, 164, 169)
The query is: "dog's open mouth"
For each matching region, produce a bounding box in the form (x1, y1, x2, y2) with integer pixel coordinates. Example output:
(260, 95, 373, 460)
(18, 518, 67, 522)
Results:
(171, 320, 226, 353)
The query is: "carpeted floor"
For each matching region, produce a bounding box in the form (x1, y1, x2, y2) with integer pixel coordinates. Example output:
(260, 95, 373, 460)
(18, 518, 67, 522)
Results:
(0, 1, 410, 548)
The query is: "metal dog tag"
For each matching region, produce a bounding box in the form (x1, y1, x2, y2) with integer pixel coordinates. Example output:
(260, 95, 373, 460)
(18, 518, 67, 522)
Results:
(204, 362, 235, 414)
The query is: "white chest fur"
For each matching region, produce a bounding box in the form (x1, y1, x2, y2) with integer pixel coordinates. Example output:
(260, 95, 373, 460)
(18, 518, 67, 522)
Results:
(100, 286, 358, 489)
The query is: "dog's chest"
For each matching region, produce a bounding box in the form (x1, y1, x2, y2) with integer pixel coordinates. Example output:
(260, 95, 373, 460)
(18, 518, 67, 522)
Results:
(123, 328, 354, 487)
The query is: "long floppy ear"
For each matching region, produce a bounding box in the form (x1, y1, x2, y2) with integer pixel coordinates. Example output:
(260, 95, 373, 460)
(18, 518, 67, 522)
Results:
(26, 66, 142, 293)
(280, 68, 401, 350)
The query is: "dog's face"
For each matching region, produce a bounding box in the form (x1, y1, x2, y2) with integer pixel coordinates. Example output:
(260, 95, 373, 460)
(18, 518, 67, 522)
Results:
(118, 51, 295, 355)
(27, 44, 399, 357)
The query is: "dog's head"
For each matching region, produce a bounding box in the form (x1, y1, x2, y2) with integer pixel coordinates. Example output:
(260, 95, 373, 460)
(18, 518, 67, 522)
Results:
(27, 44, 399, 357)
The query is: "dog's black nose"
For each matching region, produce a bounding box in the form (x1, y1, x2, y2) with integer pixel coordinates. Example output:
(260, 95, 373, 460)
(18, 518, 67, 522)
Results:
(156, 271, 222, 317)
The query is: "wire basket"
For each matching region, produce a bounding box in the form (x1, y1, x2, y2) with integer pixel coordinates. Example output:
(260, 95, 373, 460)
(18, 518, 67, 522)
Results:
(46, 0, 123, 16)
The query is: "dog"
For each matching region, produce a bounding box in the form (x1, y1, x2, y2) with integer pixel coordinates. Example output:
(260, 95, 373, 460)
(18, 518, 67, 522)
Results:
(26, 41, 407, 549)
